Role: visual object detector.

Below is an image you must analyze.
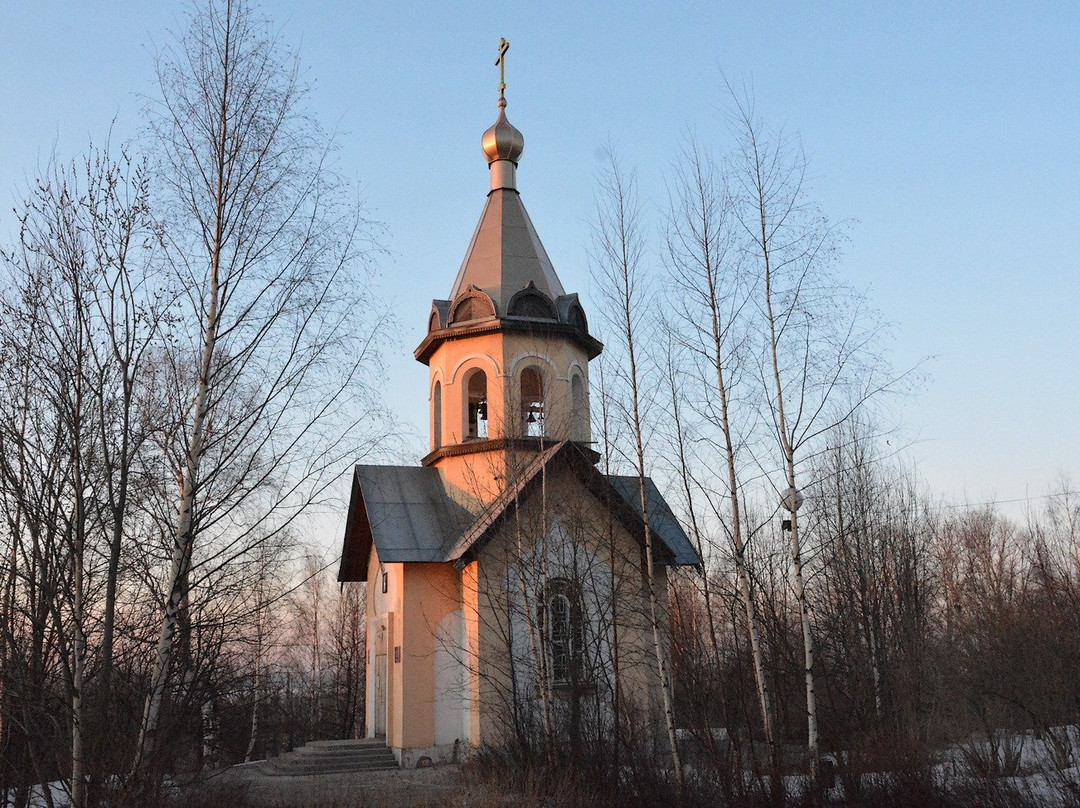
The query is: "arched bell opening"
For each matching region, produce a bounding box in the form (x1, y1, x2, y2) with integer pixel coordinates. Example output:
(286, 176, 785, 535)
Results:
(519, 366, 545, 438)
(465, 369, 489, 439)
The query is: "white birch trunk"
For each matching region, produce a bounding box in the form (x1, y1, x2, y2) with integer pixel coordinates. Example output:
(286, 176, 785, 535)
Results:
(201, 700, 215, 768)
(756, 149, 821, 782)
(133, 254, 219, 765)
(133, 372, 211, 769)
(707, 286, 777, 766)
(310, 569, 321, 739)
(867, 611, 883, 720)
(667, 143, 778, 767)
(245, 661, 260, 762)
(133, 9, 230, 769)
(69, 272, 89, 808)
(70, 507, 86, 808)
(245, 591, 263, 762)
(597, 362, 622, 759)
(513, 495, 555, 752)
(596, 159, 683, 788)
(769, 336, 820, 775)
(625, 301, 683, 787)
(786, 503, 819, 763)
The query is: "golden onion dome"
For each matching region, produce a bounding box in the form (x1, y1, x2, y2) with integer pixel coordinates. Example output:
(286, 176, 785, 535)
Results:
(481, 98, 524, 164)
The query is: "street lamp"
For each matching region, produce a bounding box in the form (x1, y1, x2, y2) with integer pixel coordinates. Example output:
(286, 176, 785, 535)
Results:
(780, 488, 804, 530)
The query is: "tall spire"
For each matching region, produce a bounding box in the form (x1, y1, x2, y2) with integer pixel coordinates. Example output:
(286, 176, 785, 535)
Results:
(446, 40, 562, 311)
(415, 39, 601, 367)
(482, 38, 523, 191)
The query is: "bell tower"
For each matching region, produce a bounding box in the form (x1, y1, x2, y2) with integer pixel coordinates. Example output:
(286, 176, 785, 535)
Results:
(414, 40, 602, 503)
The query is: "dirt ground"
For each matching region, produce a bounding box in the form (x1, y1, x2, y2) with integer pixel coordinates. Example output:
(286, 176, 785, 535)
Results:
(192, 762, 489, 808)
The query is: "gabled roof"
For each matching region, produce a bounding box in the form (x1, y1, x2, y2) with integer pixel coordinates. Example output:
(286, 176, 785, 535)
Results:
(446, 442, 701, 569)
(442, 442, 564, 564)
(338, 442, 702, 582)
(338, 465, 478, 580)
(447, 188, 565, 316)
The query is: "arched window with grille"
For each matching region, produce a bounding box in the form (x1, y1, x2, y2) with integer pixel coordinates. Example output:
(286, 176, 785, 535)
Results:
(520, 366, 544, 437)
(540, 578, 584, 685)
(465, 370, 488, 439)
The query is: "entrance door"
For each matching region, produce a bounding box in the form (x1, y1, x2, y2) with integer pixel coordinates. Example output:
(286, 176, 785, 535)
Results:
(371, 617, 388, 737)
(374, 650, 387, 736)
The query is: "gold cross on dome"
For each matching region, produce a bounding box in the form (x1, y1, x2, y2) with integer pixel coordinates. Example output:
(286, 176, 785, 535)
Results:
(495, 38, 510, 99)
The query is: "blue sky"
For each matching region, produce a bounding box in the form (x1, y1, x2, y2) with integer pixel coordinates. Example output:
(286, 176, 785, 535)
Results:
(2, 2, 1077, 518)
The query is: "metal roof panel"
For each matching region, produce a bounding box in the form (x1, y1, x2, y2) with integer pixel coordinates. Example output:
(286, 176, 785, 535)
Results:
(607, 476, 702, 567)
(354, 465, 476, 563)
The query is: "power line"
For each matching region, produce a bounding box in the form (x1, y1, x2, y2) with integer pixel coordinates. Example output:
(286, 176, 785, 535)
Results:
(933, 490, 1080, 512)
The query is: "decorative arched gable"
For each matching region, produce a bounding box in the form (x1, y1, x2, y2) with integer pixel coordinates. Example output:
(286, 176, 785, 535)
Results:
(565, 301, 588, 332)
(449, 288, 497, 326)
(556, 293, 589, 334)
(507, 284, 557, 320)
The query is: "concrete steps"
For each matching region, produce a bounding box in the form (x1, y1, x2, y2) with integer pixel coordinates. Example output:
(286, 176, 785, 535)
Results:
(258, 739, 399, 776)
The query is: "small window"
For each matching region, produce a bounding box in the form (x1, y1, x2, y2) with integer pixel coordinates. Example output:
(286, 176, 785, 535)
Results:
(540, 579, 584, 685)
(520, 367, 544, 437)
(466, 370, 488, 439)
(571, 374, 587, 441)
(433, 381, 442, 448)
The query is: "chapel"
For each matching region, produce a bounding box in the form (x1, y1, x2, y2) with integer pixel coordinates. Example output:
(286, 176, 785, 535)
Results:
(337, 45, 700, 767)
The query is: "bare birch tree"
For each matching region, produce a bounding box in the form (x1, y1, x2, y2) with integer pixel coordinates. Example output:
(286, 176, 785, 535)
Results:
(808, 416, 933, 745)
(664, 139, 779, 770)
(132, 0, 390, 776)
(591, 154, 683, 788)
(727, 92, 894, 789)
(20, 167, 94, 808)
(0, 147, 166, 807)
(81, 150, 166, 730)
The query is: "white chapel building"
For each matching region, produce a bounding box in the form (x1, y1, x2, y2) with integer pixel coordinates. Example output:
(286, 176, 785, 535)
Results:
(337, 67, 700, 767)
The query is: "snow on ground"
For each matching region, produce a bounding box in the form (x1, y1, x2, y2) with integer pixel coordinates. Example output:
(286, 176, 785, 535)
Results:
(6, 727, 1080, 806)
(2, 781, 70, 808)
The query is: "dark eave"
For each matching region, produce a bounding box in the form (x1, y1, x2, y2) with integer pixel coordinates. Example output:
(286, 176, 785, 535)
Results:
(421, 436, 600, 468)
(414, 318, 603, 365)
(338, 470, 371, 582)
